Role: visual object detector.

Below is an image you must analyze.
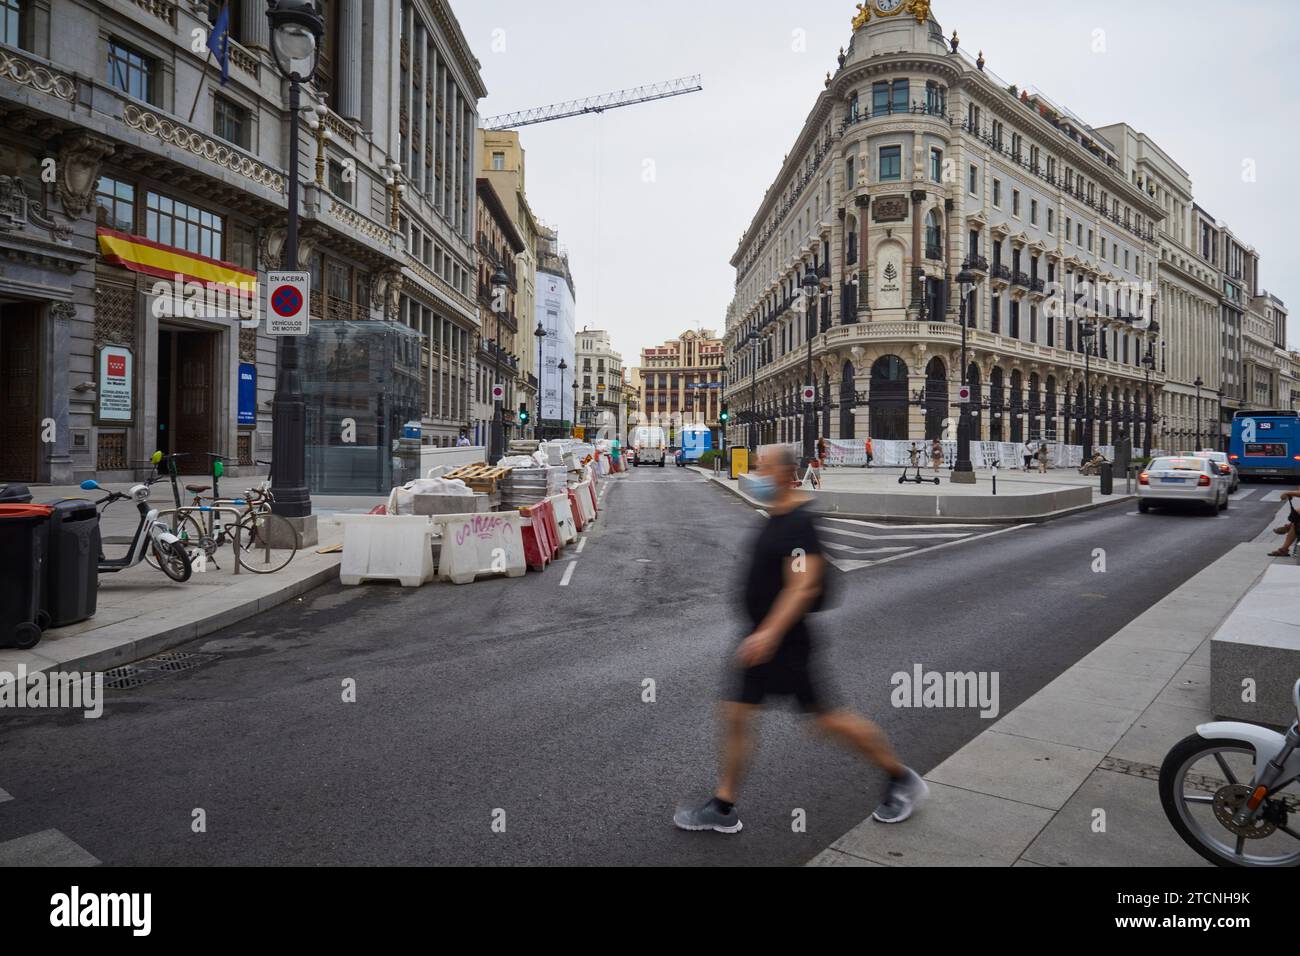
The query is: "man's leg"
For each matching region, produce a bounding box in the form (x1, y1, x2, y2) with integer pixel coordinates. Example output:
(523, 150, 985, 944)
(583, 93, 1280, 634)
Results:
(1270, 525, 1297, 556)
(716, 702, 758, 803)
(813, 709, 905, 778)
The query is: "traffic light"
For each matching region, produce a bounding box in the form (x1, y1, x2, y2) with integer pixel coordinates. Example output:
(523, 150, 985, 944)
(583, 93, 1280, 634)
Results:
(518, 404, 530, 426)
(720, 406, 730, 424)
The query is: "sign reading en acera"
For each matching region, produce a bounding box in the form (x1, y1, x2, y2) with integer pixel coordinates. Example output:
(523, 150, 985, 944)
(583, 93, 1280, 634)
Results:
(266, 271, 311, 336)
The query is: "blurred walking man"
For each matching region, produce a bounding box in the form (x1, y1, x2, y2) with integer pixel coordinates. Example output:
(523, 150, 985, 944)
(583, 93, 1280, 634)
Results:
(673, 446, 927, 834)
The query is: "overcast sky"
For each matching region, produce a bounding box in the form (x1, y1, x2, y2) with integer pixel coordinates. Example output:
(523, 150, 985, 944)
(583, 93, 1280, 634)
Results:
(454, 0, 1300, 364)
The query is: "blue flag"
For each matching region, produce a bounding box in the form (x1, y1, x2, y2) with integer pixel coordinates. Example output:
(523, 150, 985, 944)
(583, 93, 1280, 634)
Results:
(207, 3, 230, 85)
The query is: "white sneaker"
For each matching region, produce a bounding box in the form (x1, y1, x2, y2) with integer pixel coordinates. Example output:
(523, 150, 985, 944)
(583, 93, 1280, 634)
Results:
(872, 768, 929, 824)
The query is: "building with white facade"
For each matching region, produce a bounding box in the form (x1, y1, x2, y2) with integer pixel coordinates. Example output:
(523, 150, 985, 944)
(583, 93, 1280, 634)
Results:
(723, 0, 1167, 453)
(535, 225, 575, 435)
(574, 328, 625, 439)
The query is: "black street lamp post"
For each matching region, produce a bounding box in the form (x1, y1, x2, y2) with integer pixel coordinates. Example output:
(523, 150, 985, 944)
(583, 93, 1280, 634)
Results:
(1142, 342, 1156, 459)
(719, 358, 728, 461)
(533, 320, 546, 439)
(571, 380, 578, 439)
(1194, 376, 1205, 451)
(266, 0, 324, 526)
(1080, 320, 1097, 460)
(952, 262, 984, 483)
(801, 267, 819, 470)
(746, 330, 758, 452)
(558, 358, 567, 438)
(488, 265, 510, 462)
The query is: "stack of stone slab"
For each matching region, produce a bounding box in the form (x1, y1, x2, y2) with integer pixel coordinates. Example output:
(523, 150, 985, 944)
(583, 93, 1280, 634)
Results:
(500, 465, 568, 510)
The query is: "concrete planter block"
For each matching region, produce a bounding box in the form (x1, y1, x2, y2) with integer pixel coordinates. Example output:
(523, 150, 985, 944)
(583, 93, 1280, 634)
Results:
(1211, 564, 1300, 728)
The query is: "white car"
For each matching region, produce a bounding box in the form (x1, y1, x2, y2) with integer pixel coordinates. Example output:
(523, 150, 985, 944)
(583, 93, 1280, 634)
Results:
(1138, 456, 1230, 515)
(1189, 449, 1240, 493)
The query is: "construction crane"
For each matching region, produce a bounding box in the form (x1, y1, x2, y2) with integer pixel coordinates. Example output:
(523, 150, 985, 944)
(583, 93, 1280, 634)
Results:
(483, 75, 703, 131)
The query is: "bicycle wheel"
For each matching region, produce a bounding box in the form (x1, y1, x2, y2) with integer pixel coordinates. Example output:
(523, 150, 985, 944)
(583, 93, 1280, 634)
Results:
(234, 511, 298, 574)
(152, 539, 193, 583)
(146, 512, 205, 569)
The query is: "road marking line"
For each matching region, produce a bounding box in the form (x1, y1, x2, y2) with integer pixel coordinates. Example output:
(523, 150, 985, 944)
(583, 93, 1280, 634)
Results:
(1259, 490, 1284, 502)
(0, 786, 11, 803)
(576, 537, 588, 554)
(0, 829, 100, 867)
(820, 526, 972, 542)
(826, 524, 1032, 573)
(822, 542, 912, 556)
(560, 562, 576, 587)
(822, 517, 991, 530)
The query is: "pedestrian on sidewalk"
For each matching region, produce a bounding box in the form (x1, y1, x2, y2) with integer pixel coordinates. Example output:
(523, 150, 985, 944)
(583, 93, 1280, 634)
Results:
(930, 438, 944, 473)
(1022, 439, 1035, 471)
(1036, 441, 1050, 474)
(672, 445, 927, 835)
(1268, 491, 1300, 557)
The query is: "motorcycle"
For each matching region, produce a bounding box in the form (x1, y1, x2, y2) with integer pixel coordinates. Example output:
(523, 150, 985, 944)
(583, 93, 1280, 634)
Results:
(1160, 677, 1300, 867)
(79, 477, 192, 583)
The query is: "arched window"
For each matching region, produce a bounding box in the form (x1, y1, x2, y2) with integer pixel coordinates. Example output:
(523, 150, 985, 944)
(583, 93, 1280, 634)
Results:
(1045, 377, 1058, 441)
(1028, 372, 1042, 441)
(1010, 370, 1024, 443)
(925, 209, 942, 257)
(925, 357, 947, 440)
(840, 361, 857, 440)
(869, 355, 908, 440)
(989, 367, 1005, 442)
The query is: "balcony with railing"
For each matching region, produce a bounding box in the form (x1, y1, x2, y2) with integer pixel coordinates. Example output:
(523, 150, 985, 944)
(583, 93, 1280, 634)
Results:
(990, 264, 1013, 287)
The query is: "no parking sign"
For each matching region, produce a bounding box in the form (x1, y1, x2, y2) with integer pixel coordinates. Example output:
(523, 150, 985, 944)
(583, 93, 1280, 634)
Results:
(266, 271, 310, 335)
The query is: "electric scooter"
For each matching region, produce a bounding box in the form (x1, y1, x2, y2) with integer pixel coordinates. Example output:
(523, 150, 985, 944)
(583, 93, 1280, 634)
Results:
(80, 477, 192, 582)
(1160, 677, 1300, 866)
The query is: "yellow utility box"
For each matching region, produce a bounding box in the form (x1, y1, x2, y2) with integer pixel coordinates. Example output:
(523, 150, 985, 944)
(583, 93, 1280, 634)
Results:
(730, 448, 749, 479)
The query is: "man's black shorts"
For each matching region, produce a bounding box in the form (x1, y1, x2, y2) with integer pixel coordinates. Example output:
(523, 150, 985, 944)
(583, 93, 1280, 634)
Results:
(726, 641, 835, 714)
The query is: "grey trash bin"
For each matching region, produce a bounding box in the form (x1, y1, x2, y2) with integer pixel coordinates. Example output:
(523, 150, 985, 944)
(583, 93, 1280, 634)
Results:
(42, 499, 100, 629)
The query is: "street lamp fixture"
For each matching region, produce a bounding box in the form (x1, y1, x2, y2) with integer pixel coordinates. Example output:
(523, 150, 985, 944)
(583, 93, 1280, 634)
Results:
(1079, 319, 1097, 460)
(1194, 376, 1205, 452)
(952, 262, 984, 483)
(488, 264, 510, 462)
(558, 357, 568, 439)
(533, 320, 546, 439)
(801, 267, 819, 471)
(1141, 343, 1156, 458)
(266, 0, 324, 525)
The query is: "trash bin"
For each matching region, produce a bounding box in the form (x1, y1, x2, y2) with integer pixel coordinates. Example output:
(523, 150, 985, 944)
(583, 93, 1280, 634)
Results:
(1099, 462, 1114, 496)
(42, 499, 100, 629)
(0, 483, 33, 504)
(0, 503, 53, 649)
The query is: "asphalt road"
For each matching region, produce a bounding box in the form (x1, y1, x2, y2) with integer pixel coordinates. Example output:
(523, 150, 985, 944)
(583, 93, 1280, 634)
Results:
(0, 466, 1280, 866)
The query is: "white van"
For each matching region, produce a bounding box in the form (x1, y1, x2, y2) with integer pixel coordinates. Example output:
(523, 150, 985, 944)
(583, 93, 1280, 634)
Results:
(630, 426, 667, 467)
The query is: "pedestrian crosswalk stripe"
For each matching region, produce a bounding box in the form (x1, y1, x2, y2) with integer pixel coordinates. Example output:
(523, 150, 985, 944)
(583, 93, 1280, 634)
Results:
(822, 517, 992, 531)
(0, 786, 11, 803)
(820, 525, 973, 542)
(0, 829, 100, 867)
(1258, 490, 1284, 502)
(822, 542, 912, 557)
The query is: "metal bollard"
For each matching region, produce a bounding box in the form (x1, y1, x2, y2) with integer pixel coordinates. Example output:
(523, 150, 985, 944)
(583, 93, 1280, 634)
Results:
(1100, 462, 1114, 496)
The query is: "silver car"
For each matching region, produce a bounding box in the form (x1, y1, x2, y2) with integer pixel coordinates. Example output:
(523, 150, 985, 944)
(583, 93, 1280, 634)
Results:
(1138, 456, 1229, 515)
(1189, 450, 1240, 493)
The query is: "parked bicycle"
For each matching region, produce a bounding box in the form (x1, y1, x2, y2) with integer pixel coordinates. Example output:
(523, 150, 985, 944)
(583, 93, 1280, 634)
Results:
(150, 452, 297, 574)
(1160, 677, 1300, 866)
(80, 476, 192, 582)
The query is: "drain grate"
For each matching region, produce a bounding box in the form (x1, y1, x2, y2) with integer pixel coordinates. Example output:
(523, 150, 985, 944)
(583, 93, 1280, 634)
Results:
(101, 652, 222, 690)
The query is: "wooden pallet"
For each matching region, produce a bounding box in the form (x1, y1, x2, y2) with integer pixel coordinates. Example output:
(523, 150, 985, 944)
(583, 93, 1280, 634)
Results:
(445, 463, 513, 494)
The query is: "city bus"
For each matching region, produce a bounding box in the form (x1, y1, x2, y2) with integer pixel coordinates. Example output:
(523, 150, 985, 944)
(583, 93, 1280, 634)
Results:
(1229, 410, 1300, 481)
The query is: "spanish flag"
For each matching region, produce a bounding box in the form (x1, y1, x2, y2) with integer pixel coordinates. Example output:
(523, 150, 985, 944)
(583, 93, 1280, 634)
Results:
(96, 228, 256, 291)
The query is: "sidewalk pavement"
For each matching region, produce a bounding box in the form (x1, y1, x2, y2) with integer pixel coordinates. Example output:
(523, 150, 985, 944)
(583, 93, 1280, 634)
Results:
(697, 464, 1136, 522)
(808, 506, 1287, 867)
(0, 477, 387, 685)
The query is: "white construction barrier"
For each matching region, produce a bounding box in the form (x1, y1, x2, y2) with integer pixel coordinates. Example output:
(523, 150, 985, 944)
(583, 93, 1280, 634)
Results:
(339, 515, 437, 588)
(431, 512, 527, 586)
(572, 480, 597, 527)
(548, 493, 579, 546)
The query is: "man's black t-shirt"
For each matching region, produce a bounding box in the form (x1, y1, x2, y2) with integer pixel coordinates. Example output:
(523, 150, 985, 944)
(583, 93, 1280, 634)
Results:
(742, 503, 823, 646)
